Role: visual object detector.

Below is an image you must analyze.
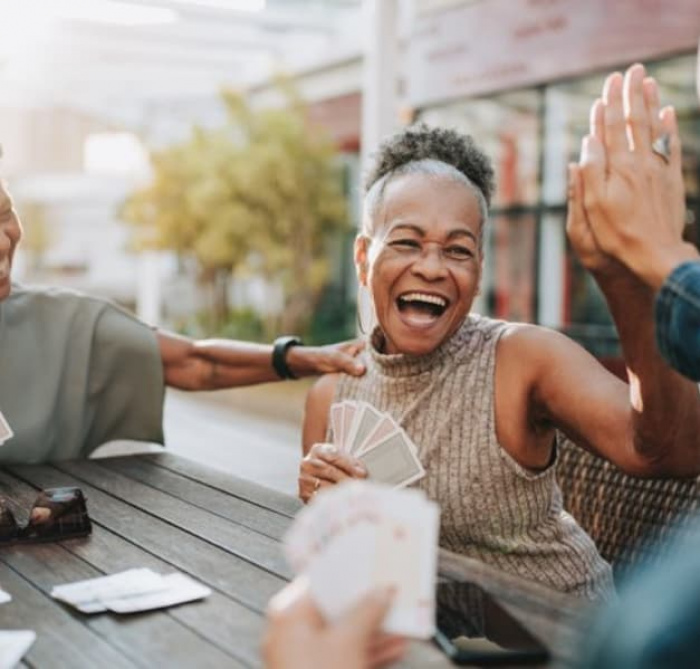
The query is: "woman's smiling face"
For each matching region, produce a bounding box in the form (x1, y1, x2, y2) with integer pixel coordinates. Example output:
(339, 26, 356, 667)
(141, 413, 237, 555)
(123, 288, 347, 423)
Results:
(356, 173, 483, 356)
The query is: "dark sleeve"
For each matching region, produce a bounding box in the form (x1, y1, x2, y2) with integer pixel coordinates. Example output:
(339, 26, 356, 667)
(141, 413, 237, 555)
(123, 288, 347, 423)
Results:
(81, 303, 165, 456)
(578, 518, 700, 668)
(654, 261, 700, 382)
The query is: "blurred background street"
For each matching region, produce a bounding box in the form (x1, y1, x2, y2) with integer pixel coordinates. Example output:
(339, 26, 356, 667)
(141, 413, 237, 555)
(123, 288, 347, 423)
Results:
(163, 387, 305, 495)
(2, 0, 700, 489)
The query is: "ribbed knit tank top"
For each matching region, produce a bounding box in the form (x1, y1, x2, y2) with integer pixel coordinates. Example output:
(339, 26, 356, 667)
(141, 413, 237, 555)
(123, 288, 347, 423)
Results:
(334, 314, 615, 600)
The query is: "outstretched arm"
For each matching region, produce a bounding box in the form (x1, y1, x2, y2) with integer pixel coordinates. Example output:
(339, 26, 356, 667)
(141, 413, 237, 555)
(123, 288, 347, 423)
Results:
(566, 65, 700, 476)
(157, 332, 365, 391)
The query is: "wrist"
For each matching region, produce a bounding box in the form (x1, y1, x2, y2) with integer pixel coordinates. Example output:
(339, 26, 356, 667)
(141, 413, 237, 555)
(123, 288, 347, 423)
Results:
(272, 336, 303, 380)
(636, 242, 699, 291)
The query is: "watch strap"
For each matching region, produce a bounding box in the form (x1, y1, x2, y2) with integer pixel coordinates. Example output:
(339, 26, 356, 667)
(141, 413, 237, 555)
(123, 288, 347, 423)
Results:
(272, 336, 303, 380)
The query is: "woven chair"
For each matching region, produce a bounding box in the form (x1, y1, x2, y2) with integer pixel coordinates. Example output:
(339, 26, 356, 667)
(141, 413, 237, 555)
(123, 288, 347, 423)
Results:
(556, 440, 700, 581)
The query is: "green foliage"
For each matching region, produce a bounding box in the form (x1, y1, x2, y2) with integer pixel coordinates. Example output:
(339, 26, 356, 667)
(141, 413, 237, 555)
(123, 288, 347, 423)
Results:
(307, 285, 356, 345)
(123, 80, 351, 334)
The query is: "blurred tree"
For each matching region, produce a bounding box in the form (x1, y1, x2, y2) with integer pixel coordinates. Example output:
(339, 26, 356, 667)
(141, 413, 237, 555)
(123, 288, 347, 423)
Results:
(123, 79, 350, 335)
(19, 200, 52, 274)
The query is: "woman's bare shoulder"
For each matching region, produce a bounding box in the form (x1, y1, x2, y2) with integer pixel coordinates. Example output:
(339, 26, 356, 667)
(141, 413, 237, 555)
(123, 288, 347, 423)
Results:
(306, 373, 340, 408)
(302, 373, 341, 454)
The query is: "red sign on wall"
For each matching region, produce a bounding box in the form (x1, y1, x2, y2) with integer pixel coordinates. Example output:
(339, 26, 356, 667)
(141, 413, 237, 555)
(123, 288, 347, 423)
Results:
(407, 0, 700, 107)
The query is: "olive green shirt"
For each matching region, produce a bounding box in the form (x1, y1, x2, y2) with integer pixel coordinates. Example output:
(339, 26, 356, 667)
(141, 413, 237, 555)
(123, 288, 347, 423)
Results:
(0, 284, 165, 463)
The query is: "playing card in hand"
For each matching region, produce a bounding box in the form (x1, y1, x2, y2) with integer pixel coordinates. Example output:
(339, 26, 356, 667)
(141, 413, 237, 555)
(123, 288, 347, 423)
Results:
(330, 401, 425, 487)
(283, 480, 439, 639)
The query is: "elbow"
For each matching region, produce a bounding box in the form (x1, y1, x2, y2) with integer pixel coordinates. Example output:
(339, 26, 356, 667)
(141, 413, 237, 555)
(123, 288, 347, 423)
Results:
(627, 434, 700, 479)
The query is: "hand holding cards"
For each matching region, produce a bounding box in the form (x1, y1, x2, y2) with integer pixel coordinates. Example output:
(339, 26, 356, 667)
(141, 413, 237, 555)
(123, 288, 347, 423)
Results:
(284, 481, 439, 639)
(330, 401, 425, 488)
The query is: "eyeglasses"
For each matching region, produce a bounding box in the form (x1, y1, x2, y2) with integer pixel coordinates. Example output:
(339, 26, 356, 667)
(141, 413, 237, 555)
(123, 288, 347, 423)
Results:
(0, 487, 92, 545)
(376, 236, 479, 269)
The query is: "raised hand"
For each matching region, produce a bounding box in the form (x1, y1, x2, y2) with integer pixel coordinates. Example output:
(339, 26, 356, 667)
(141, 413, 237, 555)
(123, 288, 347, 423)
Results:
(574, 64, 694, 289)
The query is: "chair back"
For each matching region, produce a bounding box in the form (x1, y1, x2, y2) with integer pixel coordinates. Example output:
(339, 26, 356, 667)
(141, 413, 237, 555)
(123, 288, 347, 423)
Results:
(556, 441, 700, 579)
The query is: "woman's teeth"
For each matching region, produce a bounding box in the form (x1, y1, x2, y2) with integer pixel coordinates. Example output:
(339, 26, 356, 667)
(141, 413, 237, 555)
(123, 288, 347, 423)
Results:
(399, 292, 447, 308)
(396, 293, 448, 320)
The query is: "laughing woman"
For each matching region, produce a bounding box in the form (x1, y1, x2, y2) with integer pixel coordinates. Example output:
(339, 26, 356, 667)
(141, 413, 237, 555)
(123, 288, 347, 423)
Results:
(298, 124, 700, 600)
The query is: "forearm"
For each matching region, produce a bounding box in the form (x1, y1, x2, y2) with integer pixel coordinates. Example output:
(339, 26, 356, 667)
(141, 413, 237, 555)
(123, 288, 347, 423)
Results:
(597, 270, 700, 473)
(194, 339, 280, 387)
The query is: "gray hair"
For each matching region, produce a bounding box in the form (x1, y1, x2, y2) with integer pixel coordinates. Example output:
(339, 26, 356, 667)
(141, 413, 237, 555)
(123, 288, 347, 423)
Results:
(362, 159, 489, 243)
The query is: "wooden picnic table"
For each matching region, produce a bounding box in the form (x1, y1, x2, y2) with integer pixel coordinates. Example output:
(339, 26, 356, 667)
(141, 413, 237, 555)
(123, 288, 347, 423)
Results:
(0, 453, 588, 668)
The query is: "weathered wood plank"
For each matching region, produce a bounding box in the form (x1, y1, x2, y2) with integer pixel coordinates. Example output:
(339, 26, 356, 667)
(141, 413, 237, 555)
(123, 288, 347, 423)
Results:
(438, 550, 588, 667)
(0, 562, 137, 669)
(0, 468, 267, 667)
(53, 460, 291, 578)
(61, 531, 268, 669)
(7, 465, 287, 613)
(0, 542, 244, 669)
(141, 453, 303, 517)
(100, 456, 290, 541)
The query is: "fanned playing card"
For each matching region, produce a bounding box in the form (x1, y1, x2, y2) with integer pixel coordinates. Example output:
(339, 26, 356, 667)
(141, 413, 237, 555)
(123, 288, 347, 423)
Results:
(283, 481, 439, 639)
(329, 401, 425, 487)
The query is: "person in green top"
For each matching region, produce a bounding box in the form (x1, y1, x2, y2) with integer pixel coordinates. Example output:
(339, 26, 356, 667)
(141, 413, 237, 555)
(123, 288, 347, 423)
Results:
(0, 180, 365, 463)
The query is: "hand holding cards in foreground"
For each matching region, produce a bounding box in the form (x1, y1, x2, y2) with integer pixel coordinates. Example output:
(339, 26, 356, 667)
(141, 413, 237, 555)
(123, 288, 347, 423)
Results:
(284, 481, 439, 639)
(330, 401, 425, 488)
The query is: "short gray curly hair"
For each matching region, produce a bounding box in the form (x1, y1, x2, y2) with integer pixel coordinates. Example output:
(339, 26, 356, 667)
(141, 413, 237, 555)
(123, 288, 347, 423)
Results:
(362, 124, 495, 239)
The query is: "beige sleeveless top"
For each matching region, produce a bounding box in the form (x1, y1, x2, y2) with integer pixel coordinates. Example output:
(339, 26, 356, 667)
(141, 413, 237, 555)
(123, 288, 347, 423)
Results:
(335, 314, 615, 600)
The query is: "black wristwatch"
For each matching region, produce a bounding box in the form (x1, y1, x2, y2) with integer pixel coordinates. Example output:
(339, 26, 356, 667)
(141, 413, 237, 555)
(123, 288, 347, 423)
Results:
(272, 336, 303, 380)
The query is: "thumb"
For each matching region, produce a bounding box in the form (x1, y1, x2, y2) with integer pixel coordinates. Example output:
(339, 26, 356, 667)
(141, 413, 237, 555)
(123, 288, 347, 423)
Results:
(579, 134, 606, 210)
(339, 587, 394, 639)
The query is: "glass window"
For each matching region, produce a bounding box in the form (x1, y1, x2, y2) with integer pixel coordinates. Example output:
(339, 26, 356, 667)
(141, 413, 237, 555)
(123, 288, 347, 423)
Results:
(415, 52, 700, 354)
(420, 89, 541, 208)
(420, 89, 541, 322)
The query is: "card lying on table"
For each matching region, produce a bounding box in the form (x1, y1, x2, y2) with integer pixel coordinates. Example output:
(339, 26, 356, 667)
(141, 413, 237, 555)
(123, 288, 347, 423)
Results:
(51, 568, 211, 614)
(330, 401, 425, 488)
(0, 410, 13, 448)
(284, 481, 440, 639)
(0, 630, 36, 669)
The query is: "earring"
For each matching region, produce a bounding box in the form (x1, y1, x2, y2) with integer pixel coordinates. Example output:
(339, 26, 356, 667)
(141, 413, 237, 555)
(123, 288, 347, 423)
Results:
(356, 285, 375, 335)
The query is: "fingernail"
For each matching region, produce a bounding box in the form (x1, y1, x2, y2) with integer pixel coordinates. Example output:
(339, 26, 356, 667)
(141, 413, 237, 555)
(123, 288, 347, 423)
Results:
(353, 463, 367, 476)
(319, 443, 337, 456)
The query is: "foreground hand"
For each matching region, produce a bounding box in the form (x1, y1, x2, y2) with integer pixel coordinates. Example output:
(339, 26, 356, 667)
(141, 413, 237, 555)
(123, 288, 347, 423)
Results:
(287, 340, 366, 378)
(577, 64, 693, 288)
(298, 443, 368, 503)
(263, 578, 406, 669)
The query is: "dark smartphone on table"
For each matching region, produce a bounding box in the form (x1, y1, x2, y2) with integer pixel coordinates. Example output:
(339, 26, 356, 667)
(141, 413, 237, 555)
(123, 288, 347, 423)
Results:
(433, 580, 550, 666)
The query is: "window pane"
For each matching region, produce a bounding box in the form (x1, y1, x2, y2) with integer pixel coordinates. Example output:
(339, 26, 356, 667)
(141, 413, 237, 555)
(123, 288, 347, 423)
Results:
(419, 89, 541, 207)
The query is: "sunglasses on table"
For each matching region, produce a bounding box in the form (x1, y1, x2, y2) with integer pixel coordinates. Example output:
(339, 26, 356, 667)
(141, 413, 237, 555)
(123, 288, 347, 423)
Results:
(0, 487, 92, 545)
